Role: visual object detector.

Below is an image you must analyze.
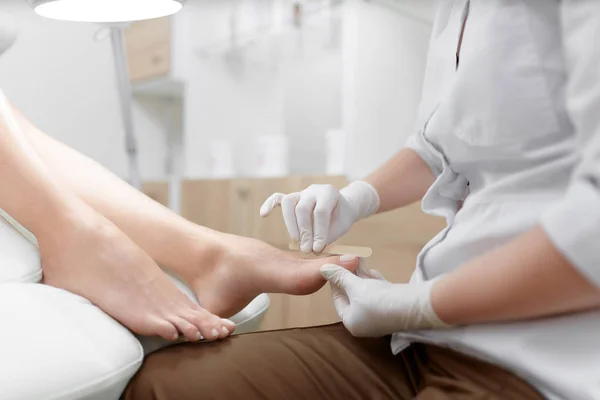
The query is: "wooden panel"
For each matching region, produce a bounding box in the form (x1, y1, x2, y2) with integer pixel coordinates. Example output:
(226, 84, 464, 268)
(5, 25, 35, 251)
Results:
(341, 203, 446, 248)
(127, 42, 171, 82)
(258, 293, 290, 331)
(142, 181, 169, 207)
(180, 179, 233, 233)
(361, 244, 421, 284)
(228, 179, 255, 238)
(125, 17, 171, 82)
(125, 17, 171, 49)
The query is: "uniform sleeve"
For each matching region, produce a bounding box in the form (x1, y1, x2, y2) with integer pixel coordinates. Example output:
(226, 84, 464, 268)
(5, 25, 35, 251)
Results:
(540, 0, 600, 287)
(404, 132, 444, 177)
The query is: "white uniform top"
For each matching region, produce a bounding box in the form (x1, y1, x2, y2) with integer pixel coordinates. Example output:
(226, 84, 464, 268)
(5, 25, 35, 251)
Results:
(393, 1, 600, 399)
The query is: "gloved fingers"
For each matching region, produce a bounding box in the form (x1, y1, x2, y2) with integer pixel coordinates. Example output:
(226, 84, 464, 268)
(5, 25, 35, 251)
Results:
(259, 193, 284, 217)
(295, 196, 317, 253)
(356, 259, 371, 279)
(330, 282, 349, 319)
(356, 259, 387, 281)
(321, 264, 361, 293)
(327, 204, 351, 244)
(312, 195, 339, 253)
(368, 269, 387, 281)
(281, 193, 302, 242)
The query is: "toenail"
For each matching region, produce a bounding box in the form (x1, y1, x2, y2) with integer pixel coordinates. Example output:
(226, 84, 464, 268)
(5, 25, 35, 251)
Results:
(211, 328, 219, 338)
(221, 326, 229, 335)
(222, 318, 235, 327)
(340, 254, 358, 262)
(195, 331, 202, 341)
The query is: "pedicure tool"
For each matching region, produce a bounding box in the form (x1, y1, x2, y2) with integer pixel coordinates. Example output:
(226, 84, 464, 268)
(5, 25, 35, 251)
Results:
(288, 243, 372, 258)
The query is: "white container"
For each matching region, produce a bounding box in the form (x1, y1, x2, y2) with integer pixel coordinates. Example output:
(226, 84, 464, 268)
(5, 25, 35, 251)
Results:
(253, 135, 290, 177)
(209, 140, 236, 178)
(326, 128, 346, 176)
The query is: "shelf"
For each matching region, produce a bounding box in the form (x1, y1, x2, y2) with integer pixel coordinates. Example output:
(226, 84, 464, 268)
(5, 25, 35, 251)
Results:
(132, 78, 185, 99)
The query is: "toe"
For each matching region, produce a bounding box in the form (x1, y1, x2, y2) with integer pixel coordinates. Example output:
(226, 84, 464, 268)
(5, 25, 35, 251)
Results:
(185, 309, 223, 341)
(222, 318, 236, 334)
(217, 320, 232, 339)
(153, 319, 179, 341)
(170, 316, 203, 342)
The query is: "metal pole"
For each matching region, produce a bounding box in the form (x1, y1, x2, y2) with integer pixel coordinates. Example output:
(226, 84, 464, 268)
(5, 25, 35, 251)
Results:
(166, 98, 182, 214)
(110, 26, 142, 189)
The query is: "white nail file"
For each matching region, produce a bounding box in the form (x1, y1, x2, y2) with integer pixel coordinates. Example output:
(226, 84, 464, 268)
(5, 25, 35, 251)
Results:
(288, 242, 372, 258)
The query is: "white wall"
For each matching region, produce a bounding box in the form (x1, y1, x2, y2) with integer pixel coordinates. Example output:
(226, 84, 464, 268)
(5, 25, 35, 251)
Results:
(284, 4, 344, 175)
(0, 1, 167, 181)
(180, 0, 434, 179)
(342, 0, 434, 180)
(180, 0, 343, 178)
(284, 50, 341, 175)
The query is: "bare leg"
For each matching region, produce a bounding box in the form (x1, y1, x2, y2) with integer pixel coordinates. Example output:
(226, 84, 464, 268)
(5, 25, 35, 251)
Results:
(12, 107, 359, 318)
(0, 92, 233, 342)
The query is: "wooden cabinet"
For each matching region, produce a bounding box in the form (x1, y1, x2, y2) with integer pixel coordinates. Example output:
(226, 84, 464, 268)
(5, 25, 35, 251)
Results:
(142, 181, 170, 207)
(145, 177, 446, 331)
(124, 17, 172, 82)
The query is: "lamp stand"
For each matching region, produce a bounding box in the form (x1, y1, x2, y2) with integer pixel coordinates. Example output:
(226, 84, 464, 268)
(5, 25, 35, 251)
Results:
(110, 26, 142, 190)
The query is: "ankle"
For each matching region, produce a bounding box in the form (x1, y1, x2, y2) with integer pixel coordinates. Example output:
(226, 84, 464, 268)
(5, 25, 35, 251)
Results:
(167, 228, 225, 278)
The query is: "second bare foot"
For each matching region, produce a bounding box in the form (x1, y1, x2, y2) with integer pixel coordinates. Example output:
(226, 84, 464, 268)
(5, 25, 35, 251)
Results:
(39, 204, 234, 342)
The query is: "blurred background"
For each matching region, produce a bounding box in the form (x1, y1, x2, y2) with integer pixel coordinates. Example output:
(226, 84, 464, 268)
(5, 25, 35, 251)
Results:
(0, 0, 442, 329)
(0, 0, 434, 187)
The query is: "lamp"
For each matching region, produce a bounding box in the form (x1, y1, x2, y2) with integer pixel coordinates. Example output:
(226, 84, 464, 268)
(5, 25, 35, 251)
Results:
(27, 0, 185, 189)
(28, 0, 184, 23)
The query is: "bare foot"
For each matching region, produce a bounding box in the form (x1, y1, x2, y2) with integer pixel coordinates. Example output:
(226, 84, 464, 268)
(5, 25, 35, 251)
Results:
(39, 205, 234, 342)
(178, 232, 360, 318)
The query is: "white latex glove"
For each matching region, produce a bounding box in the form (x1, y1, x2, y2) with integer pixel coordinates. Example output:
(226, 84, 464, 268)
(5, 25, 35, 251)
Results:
(260, 181, 380, 253)
(320, 263, 451, 338)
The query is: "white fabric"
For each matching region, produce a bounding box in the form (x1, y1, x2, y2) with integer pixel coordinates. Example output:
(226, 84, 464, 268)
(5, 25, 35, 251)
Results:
(260, 181, 380, 253)
(394, 1, 600, 399)
(0, 283, 143, 400)
(0, 210, 41, 284)
(321, 264, 449, 338)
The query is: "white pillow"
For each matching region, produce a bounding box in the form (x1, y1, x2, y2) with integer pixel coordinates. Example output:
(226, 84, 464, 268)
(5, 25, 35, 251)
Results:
(0, 209, 42, 284)
(0, 283, 143, 400)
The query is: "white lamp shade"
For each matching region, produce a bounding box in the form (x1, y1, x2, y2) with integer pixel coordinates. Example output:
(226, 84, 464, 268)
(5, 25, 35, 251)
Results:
(28, 0, 184, 23)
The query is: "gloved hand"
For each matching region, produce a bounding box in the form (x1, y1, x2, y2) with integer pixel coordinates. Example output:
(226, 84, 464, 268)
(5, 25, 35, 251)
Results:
(260, 181, 380, 253)
(320, 263, 451, 338)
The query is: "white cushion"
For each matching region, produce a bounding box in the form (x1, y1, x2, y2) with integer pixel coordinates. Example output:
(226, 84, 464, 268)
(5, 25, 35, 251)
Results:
(0, 210, 42, 284)
(0, 283, 143, 400)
